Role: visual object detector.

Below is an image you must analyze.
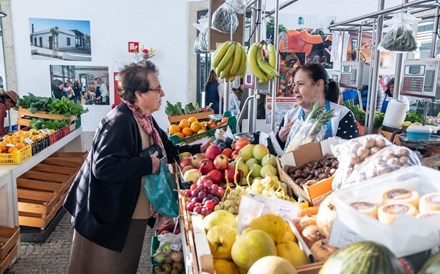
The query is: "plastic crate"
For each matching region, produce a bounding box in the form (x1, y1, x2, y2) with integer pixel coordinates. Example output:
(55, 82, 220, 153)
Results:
(150, 236, 162, 273)
(75, 117, 81, 129)
(49, 129, 63, 145)
(31, 135, 50, 156)
(0, 145, 32, 165)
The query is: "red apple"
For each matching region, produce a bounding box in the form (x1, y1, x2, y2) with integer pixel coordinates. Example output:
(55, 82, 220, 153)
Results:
(222, 148, 233, 159)
(224, 165, 242, 184)
(191, 153, 205, 168)
(198, 159, 214, 175)
(181, 165, 195, 174)
(205, 145, 222, 161)
(207, 169, 223, 184)
(179, 157, 193, 169)
(213, 154, 229, 170)
(197, 175, 213, 188)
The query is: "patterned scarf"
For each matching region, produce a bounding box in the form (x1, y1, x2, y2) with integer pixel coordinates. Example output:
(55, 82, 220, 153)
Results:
(125, 102, 167, 163)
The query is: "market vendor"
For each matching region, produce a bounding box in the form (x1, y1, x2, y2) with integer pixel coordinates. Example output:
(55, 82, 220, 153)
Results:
(0, 90, 19, 136)
(64, 60, 211, 273)
(276, 64, 359, 150)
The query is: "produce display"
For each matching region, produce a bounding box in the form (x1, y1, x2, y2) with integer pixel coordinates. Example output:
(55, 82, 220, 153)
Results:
(164, 101, 210, 117)
(333, 135, 420, 189)
(0, 129, 52, 153)
(212, 41, 247, 81)
(168, 116, 228, 140)
(283, 154, 338, 187)
(151, 233, 185, 274)
(248, 41, 279, 83)
(202, 212, 308, 274)
(18, 93, 86, 117)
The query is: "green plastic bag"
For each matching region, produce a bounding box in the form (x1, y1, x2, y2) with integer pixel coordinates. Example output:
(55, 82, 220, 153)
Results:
(144, 161, 179, 218)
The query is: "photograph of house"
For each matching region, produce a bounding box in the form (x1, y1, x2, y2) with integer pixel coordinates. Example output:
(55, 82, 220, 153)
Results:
(50, 65, 109, 105)
(29, 18, 91, 61)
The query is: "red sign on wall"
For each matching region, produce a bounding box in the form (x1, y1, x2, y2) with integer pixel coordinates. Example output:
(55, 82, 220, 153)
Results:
(128, 42, 139, 53)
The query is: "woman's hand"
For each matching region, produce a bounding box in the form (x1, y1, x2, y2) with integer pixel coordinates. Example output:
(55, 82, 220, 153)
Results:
(278, 118, 295, 142)
(150, 151, 161, 173)
(200, 138, 212, 153)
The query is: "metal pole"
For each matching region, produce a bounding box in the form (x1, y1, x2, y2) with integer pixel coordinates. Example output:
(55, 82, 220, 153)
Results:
(223, 15, 235, 114)
(248, 0, 261, 132)
(430, 6, 439, 58)
(365, 19, 377, 127)
(270, 0, 280, 131)
(367, 0, 385, 134)
(394, 0, 410, 100)
(356, 25, 363, 61)
(339, 31, 345, 68)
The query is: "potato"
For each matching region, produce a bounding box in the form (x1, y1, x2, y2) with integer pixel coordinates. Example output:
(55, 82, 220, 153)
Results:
(375, 137, 387, 148)
(399, 156, 409, 165)
(370, 146, 381, 155)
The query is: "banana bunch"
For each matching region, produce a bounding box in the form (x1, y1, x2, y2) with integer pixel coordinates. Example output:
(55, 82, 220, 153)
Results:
(248, 41, 279, 83)
(212, 41, 247, 81)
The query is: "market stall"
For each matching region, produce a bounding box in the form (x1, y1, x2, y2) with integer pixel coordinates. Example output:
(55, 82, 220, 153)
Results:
(150, 0, 440, 273)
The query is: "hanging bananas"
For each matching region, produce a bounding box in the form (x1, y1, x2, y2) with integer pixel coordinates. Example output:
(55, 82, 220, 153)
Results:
(248, 41, 279, 84)
(212, 41, 247, 81)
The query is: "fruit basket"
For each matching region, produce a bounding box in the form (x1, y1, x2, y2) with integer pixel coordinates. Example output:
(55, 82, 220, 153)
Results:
(31, 135, 50, 156)
(150, 236, 162, 273)
(0, 145, 32, 165)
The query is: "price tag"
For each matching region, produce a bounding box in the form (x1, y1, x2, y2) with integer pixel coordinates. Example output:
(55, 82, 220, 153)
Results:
(5, 143, 15, 147)
(24, 138, 33, 144)
(40, 129, 49, 133)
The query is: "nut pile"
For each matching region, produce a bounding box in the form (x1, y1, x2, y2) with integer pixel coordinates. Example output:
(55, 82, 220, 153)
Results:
(284, 155, 338, 186)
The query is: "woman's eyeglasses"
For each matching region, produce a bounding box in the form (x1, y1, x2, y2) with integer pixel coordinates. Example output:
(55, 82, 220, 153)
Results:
(149, 86, 163, 93)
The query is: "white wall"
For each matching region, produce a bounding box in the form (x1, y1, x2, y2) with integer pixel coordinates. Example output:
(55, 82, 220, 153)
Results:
(10, 0, 189, 132)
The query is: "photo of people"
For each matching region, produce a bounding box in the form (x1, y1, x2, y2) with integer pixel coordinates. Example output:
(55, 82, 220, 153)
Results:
(29, 18, 91, 61)
(49, 65, 109, 105)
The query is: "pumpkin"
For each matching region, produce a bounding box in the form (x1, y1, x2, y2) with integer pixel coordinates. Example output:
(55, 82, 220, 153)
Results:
(319, 241, 405, 274)
(419, 253, 440, 274)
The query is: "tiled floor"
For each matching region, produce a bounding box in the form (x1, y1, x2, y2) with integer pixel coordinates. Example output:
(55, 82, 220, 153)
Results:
(5, 213, 154, 274)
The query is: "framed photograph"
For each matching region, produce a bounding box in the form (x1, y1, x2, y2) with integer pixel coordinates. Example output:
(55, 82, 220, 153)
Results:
(29, 18, 91, 61)
(49, 65, 109, 105)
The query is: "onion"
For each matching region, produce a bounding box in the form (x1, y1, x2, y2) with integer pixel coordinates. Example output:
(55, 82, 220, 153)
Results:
(316, 193, 337, 238)
(310, 239, 337, 262)
(301, 224, 322, 244)
(298, 214, 317, 230)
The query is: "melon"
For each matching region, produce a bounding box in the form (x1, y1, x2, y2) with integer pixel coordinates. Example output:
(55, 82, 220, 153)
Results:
(319, 241, 405, 274)
(419, 253, 440, 274)
(248, 256, 297, 274)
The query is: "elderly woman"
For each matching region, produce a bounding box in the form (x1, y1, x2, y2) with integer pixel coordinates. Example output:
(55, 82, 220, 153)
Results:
(64, 61, 211, 273)
(276, 64, 358, 149)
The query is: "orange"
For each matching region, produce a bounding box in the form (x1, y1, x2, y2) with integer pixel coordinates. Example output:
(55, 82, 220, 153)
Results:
(188, 116, 198, 123)
(15, 143, 26, 150)
(0, 142, 6, 153)
(173, 132, 185, 139)
(181, 127, 193, 137)
(197, 129, 207, 134)
(169, 124, 181, 135)
(190, 122, 202, 133)
(179, 119, 190, 129)
(7, 147, 17, 154)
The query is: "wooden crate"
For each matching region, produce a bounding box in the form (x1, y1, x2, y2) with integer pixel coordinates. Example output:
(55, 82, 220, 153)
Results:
(0, 227, 19, 260)
(17, 107, 75, 128)
(0, 244, 17, 274)
(16, 152, 85, 229)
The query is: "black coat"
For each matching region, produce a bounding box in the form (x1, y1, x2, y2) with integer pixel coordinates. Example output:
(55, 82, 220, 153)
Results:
(64, 103, 200, 251)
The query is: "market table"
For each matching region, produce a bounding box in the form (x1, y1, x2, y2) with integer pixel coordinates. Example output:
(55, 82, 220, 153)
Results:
(0, 128, 83, 228)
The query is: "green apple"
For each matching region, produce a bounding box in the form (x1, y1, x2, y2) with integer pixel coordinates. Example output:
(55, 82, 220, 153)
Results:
(238, 144, 254, 161)
(252, 144, 270, 161)
(249, 163, 262, 178)
(245, 158, 259, 167)
(261, 154, 277, 168)
(260, 165, 278, 177)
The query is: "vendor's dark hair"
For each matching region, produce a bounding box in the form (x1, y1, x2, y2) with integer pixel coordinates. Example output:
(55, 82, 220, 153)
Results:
(118, 60, 158, 103)
(299, 63, 340, 103)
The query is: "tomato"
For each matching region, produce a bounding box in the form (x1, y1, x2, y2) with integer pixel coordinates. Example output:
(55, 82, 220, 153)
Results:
(234, 138, 250, 152)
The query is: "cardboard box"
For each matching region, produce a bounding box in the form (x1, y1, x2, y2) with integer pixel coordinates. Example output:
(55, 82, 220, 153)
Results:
(278, 138, 344, 205)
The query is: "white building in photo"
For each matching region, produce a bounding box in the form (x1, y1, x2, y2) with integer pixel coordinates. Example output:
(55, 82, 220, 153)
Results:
(31, 27, 76, 50)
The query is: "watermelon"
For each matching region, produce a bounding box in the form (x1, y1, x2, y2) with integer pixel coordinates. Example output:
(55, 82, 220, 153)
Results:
(419, 252, 440, 274)
(319, 241, 405, 274)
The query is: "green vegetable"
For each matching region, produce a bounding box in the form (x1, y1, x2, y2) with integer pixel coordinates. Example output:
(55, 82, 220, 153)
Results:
(405, 112, 423, 124)
(319, 241, 405, 274)
(29, 118, 70, 130)
(18, 93, 87, 117)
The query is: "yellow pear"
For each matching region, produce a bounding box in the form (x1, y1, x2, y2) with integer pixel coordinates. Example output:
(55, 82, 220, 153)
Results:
(281, 227, 297, 243)
(203, 210, 237, 231)
(213, 259, 239, 274)
(247, 213, 289, 244)
(276, 240, 308, 268)
(231, 229, 277, 270)
(206, 225, 237, 259)
(248, 256, 297, 274)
